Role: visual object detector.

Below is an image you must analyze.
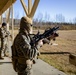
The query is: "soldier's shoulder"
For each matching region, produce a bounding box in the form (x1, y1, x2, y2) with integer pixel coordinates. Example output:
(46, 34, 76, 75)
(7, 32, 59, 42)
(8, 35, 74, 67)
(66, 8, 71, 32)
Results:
(14, 33, 23, 41)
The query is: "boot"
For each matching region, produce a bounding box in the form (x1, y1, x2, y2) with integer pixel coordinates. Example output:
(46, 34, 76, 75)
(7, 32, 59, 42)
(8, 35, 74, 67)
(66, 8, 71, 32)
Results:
(4, 54, 8, 57)
(0, 51, 4, 60)
(0, 57, 4, 59)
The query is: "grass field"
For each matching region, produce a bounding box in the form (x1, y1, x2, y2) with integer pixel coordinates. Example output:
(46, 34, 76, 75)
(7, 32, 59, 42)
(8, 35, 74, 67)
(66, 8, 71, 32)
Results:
(39, 30, 76, 75)
(13, 30, 76, 75)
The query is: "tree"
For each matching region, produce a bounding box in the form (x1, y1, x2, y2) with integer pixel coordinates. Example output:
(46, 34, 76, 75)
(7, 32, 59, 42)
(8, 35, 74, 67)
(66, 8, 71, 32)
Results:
(44, 12, 50, 22)
(73, 17, 76, 24)
(37, 12, 43, 22)
(15, 11, 19, 19)
(14, 11, 20, 25)
(55, 14, 65, 23)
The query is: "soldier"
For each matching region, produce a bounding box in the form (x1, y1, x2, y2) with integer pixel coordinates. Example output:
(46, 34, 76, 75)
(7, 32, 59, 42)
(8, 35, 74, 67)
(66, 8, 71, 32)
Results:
(11, 16, 59, 75)
(0, 22, 11, 59)
(11, 16, 44, 75)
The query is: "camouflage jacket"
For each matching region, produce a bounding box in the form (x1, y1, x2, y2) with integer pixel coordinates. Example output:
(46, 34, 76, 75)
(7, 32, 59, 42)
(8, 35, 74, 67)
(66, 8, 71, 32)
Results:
(0, 27, 10, 39)
(12, 32, 38, 60)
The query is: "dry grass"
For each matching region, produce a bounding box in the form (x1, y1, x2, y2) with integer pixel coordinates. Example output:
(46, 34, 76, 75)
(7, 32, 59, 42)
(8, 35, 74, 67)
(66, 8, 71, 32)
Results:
(13, 30, 76, 75)
(39, 30, 76, 75)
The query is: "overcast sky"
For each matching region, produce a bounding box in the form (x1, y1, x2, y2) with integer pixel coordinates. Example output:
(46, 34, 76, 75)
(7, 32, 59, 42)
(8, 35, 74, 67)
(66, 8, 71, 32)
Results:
(13, 0, 76, 23)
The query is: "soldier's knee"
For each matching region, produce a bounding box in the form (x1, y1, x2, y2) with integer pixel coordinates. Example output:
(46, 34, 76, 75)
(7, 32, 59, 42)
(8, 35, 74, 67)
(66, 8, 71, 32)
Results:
(25, 65, 32, 75)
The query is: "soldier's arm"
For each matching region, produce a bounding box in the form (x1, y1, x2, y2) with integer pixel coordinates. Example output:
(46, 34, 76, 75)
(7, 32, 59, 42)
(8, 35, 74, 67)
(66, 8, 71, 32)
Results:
(19, 35, 38, 60)
(0, 28, 5, 38)
(6, 31, 12, 38)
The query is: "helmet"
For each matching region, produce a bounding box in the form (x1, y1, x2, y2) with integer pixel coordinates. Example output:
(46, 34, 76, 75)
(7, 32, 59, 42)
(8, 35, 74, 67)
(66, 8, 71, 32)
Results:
(2, 22, 7, 27)
(20, 16, 32, 32)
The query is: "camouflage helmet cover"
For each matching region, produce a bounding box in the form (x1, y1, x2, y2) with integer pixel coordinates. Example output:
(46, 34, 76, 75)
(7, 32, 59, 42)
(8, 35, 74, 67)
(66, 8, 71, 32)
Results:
(20, 16, 32, 32)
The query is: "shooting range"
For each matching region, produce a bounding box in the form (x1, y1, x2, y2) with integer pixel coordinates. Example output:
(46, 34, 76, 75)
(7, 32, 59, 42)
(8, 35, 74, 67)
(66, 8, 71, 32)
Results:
(0, 0, 76, 75)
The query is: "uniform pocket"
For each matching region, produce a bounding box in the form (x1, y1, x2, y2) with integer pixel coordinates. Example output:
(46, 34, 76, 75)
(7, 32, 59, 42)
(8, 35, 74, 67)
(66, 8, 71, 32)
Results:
(16, 63, 27, 73)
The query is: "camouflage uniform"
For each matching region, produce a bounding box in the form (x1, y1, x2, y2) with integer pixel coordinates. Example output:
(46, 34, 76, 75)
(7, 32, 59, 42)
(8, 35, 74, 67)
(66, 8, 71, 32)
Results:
(0, 23, 11, 59)
(12, 17, 39, 75)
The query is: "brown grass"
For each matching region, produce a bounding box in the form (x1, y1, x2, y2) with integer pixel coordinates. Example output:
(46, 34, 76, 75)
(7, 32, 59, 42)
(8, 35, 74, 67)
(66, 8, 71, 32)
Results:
(39, 30, 76, 75)
(14, 30, 76, 75)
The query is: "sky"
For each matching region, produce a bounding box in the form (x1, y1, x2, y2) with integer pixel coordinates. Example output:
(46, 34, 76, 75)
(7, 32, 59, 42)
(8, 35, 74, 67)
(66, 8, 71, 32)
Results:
(13, 0, 76, 23)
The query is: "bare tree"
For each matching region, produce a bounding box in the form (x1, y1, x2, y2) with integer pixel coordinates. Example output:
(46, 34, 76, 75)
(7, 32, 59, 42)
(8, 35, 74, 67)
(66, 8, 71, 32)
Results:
(73, 17, 76, 24)
(37, 12, 43, 22)
(44, 12, 50, 22)
(14, 11, 20, 25)
(55, 14, 65, 23)
(15, 11, 19, 19)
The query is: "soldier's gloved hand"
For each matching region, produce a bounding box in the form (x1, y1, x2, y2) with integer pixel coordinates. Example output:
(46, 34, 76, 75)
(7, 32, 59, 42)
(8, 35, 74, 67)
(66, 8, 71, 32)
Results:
(42, 38, 50, 44)
(37, 39, 43, 48)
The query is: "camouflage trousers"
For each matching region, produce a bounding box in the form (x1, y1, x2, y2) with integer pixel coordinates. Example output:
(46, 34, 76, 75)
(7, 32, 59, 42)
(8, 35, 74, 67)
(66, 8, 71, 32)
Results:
(1, 38, 8, 56)
(16, 62, 33, 75)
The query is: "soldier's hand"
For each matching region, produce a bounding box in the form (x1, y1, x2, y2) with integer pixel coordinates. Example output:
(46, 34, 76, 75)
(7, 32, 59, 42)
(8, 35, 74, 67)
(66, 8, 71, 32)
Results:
(37, 39, 43, 47)
(42, 38, 50, 44)
(10, 35, 12, 38)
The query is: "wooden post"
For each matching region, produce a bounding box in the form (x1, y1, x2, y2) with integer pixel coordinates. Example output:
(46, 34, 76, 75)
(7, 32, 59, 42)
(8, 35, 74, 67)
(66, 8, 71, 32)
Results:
(6, 8, 10, 31)
(28, 0, 40, 18)
(5, 8, 10, 56)
(69, 54, 76, 66)
(28, 0, 32, 15)
(0, 15, 2, 27)
(20, 0, 28, 16)
(28, 0, 32, 34)
(11, 5, 14, 41)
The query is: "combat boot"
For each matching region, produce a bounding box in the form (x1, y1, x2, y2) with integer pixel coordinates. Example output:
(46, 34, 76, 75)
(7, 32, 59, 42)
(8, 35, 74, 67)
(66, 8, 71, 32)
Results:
(0, 57, 4, 59)
(0, 51, 4, 59)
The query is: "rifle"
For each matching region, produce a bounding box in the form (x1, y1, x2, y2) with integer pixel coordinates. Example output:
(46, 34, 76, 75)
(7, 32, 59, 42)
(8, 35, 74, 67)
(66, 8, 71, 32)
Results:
(30, 26, 59, 47)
